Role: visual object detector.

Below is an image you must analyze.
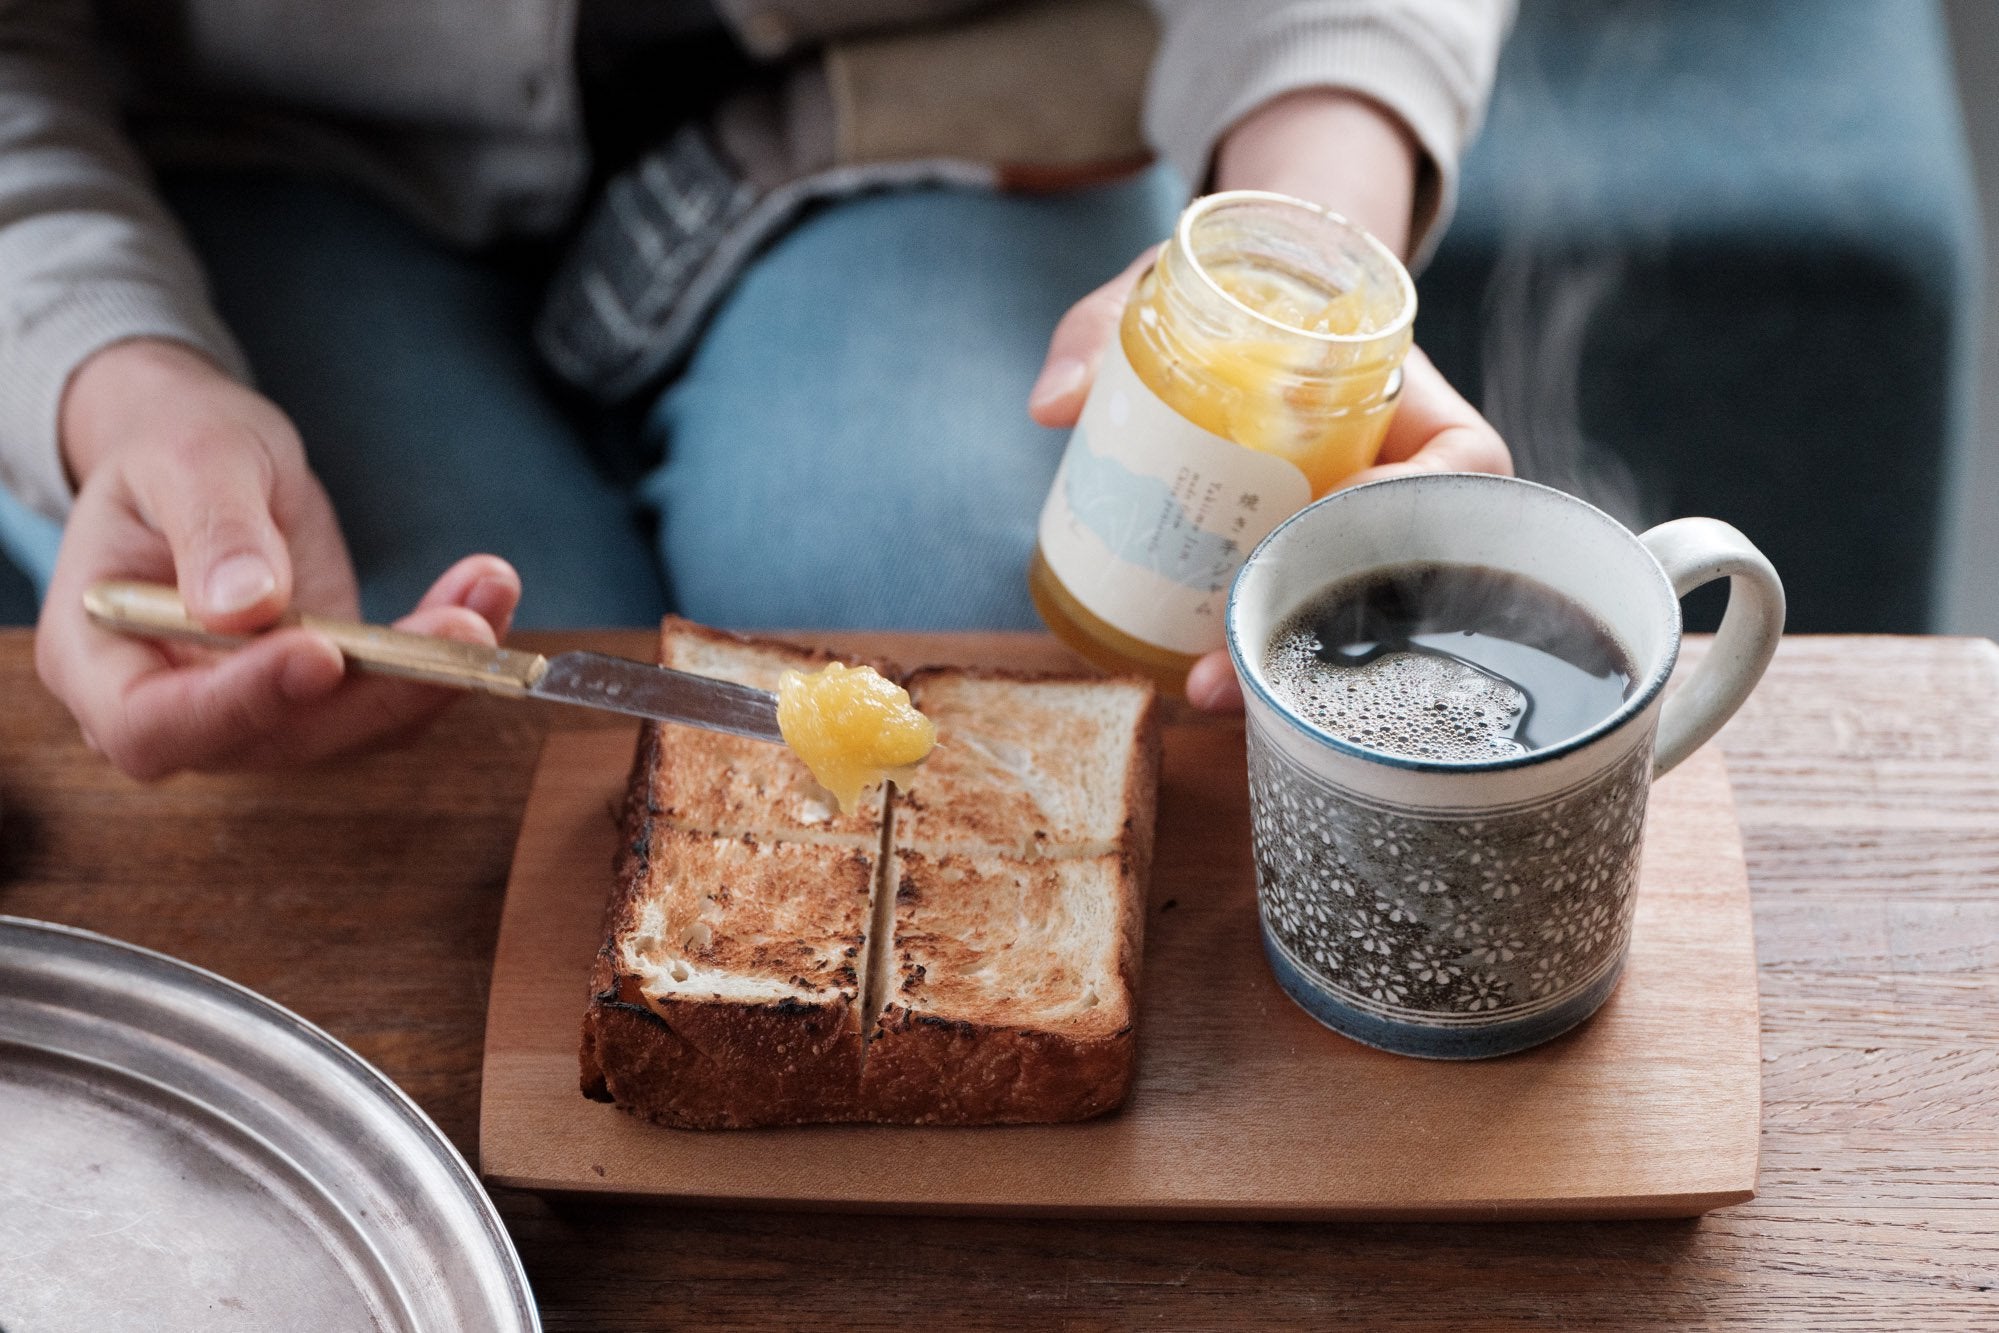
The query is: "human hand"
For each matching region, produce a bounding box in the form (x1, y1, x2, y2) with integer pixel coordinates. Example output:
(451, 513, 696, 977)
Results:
(36, 338, 522, 779)
(1027, 90, 1512, 713)
(1032, 327, 1508, 710)
(1176, 347, 1510, 710)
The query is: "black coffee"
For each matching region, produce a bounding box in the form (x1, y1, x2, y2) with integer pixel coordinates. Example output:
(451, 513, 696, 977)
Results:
(1264, 562, 1636, 761)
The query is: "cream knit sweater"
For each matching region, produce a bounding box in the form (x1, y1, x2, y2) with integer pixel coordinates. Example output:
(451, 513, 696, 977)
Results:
(0, 0, 1511, 519)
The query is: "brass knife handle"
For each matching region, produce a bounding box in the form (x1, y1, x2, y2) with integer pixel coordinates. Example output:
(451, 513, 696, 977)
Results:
(84, 579, 549, 697)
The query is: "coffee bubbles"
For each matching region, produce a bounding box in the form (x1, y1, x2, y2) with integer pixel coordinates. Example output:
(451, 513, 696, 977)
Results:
(1265, 637, 1529, 761)
(1263, 562, 1636, 763)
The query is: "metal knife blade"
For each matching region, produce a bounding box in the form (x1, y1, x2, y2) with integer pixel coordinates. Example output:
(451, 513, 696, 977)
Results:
(529, 652, 783, 742)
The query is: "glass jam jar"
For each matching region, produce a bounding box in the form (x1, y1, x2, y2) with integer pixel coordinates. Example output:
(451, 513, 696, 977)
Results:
(1030, 190, 1416, 691)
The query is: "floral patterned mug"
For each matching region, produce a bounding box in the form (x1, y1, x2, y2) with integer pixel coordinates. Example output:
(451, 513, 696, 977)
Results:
(1224, 474, 1785, 1058)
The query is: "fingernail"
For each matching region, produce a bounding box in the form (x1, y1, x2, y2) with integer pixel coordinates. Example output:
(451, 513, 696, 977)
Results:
(1184, 658, 1241, 711)
(1185, 672, 1220, 710)
(1029, 359, 1087, 412)
(205, 554, 276, 616)
(466, 575, 514, 625)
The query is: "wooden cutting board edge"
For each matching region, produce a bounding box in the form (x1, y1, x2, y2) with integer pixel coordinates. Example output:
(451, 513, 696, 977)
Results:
(479, 713, 1762, 1221)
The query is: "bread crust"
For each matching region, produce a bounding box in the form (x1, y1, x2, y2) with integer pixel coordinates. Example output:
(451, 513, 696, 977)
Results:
(581, 716, 871, 1127)
(1121, 685, 1162, 881)
(858, 1007, 1135, 1124)
(582, 991, 867, 1129)
(578, 718, 666, 1103)
(581, 627, 1162, 1129)
(859, 852, 1152, 1125)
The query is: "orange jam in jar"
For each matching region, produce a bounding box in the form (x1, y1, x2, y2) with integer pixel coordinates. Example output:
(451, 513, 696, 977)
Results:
(1030, 191, 1415, 691)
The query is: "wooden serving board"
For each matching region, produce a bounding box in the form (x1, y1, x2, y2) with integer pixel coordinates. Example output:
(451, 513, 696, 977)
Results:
(481, 686, 1761, 1221)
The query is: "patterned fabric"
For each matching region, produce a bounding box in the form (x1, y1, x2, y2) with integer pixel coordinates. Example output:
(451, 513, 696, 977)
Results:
(1247, 716, 1651, 1027)
(534, 125, 1000, 400)
(535, 128, 759, 400)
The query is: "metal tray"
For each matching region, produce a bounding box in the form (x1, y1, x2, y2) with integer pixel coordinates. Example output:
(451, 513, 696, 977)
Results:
(0, 916, 538, 1331)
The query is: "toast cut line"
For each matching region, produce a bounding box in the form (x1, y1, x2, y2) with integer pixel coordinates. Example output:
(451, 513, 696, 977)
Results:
(857, 768, 902, 1050)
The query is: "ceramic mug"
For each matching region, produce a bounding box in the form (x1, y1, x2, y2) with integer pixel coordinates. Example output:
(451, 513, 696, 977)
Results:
(1225, 473, 1785, 1058)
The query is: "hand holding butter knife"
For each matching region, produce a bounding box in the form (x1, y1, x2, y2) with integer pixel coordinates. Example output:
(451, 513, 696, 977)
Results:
(85, 580, 784, 742)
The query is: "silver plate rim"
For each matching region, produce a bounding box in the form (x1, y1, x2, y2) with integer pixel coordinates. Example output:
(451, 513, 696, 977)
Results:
(0, 913, 540, 1332)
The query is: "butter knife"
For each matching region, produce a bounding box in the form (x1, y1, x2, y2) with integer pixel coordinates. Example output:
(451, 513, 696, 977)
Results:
(83, 580, 784, 743)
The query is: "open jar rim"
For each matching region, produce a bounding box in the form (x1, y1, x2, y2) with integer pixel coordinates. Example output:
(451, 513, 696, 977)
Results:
(1173, 190, 1417, 348)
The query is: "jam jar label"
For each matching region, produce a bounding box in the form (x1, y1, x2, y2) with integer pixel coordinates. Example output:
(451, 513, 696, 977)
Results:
(1037, 338, 1312, 655)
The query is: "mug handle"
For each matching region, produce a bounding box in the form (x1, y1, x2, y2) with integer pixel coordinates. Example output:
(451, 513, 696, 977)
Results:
(1638, 518, 1786, 776)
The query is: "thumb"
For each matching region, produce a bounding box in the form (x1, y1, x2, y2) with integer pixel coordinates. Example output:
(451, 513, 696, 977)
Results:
(1185, 650, 1245, 712)
(1028, 245, 1159, 429)
(129, 437, 294, 633)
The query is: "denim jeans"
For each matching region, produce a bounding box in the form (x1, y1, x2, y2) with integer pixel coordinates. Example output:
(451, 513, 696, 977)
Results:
(0, 168, 1182, 629)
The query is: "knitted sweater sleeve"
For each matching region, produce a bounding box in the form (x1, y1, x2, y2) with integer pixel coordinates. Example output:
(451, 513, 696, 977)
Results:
(1143, 0, 1515, 266)
(0, 0, 249, 519)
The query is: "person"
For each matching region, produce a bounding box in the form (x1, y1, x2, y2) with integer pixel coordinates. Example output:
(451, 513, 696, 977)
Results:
(0, 0, 1513, 780)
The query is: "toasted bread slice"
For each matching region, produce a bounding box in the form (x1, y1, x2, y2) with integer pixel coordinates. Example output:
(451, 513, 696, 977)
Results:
(892, 669, 1159, 860)
(583, 625, 1161, 1129)
(645, 618, 890, 847)
(581, 738, 877, 1128)
(860, 850, 1144, 1123)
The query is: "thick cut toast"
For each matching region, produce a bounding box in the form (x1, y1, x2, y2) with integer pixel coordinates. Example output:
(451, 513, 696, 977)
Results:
(891, 669, 1158, 861)
(581, 619, 1160, 1127)
(580, 733, 877, 1128)
(861, 851, 1141, 1124)
(646, 623, 889, 847)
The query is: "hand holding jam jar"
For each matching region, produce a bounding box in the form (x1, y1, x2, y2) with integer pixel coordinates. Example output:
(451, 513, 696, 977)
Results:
(1030, 190, 1418, 691)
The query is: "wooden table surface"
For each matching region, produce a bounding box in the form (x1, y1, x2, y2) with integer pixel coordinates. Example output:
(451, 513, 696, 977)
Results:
(2, 629, 1995, 1329)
